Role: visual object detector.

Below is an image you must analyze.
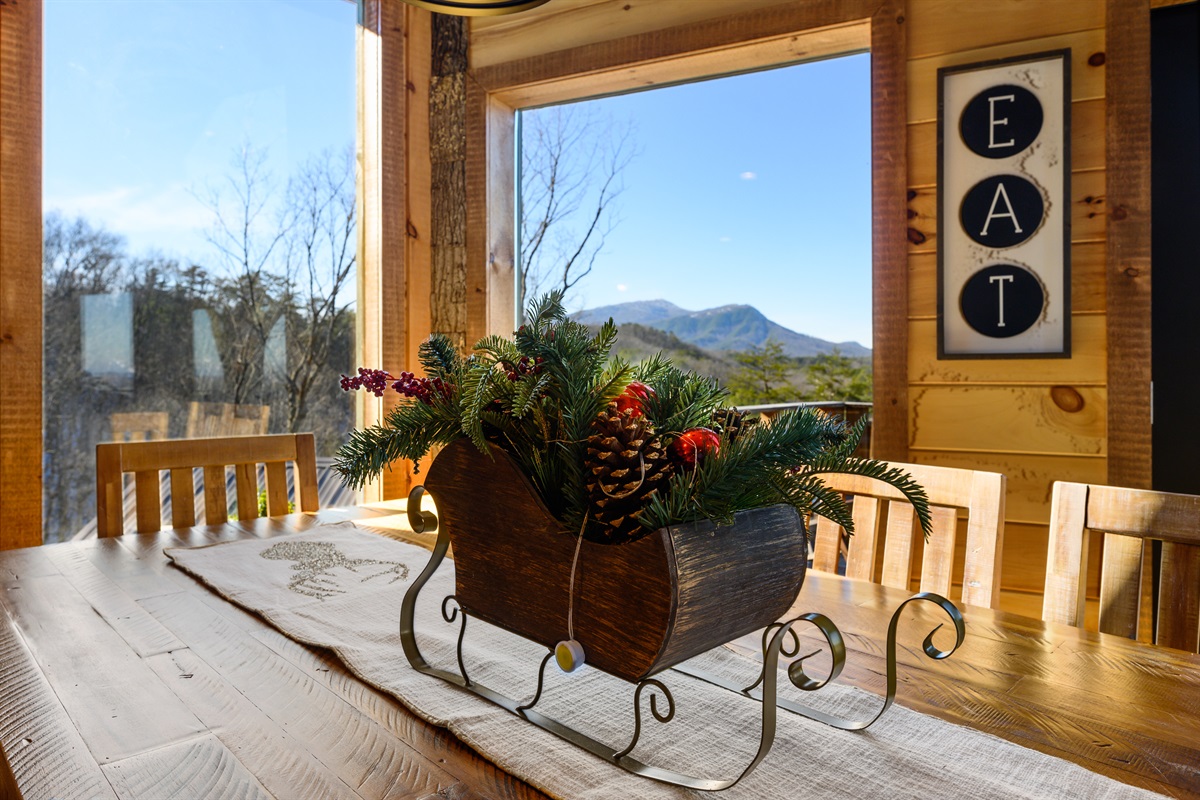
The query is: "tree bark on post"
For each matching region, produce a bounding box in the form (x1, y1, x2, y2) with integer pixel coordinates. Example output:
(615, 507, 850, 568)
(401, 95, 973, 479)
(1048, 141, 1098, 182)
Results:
(430, 15, 469, 352)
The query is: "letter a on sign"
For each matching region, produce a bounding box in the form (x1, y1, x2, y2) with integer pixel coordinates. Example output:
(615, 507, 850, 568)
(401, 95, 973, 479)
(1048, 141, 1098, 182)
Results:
(980, 181, 1021, 236)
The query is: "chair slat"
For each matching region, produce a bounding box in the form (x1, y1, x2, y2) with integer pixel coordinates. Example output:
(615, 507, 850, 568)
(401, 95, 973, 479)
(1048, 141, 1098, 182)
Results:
(133, 470, 162, 533)
(881, 502, 916, 591)
(812, 516, 842, 574)
(961, 470, 1006, 608)
(845, 496, 881, 582)
(204, 465, 228, 525)
(1098, 532, 1144, 640)
(265, 461, 289, 516)
(170, 468, 196, 528)
(919, 506, 958, 598)
(1043, 481, 1091, 628)
(96, 443, 125, 538)
(1157, 542, 1200, 652)
(235, 463, 259, 521)
(295, 433, 319, 512)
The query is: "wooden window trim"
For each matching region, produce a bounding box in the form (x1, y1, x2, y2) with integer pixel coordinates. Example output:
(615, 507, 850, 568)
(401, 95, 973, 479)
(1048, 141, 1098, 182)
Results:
(1105, 0, 1152, 490)
(464, 0, 909, 460)
(0, 1, 44, 549)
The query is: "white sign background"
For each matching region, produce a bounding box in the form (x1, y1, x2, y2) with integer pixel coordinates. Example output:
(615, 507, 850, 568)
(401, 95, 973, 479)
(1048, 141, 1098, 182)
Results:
(939, 52, 1070, 358)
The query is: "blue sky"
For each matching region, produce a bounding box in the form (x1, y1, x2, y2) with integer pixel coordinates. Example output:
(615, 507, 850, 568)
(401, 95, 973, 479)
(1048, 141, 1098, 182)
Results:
(43, 0, 358, 262)
(523, 54, 872, 347)
(44, 2, 870, 347)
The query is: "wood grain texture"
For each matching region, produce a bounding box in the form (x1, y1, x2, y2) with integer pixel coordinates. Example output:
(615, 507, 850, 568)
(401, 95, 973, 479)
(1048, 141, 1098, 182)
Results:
(906, 27, 1106, 123)
(0, 614, 118, 800)
(869, 0, 909, 462)
(1, 573, 206, 764)
(1105, 0, 1153, 490)
(424, 439, 807, 682)
(101, 734, 271, 800)
(0, 0, 43, 551)
(357, 0, 411, 502)
(906, 0, 1103, 59)
(140, 591, 460, 799)
(910, 385, 1107, 456)
(1157, 543, 1200, 652)
(5, 508, 1200, 798)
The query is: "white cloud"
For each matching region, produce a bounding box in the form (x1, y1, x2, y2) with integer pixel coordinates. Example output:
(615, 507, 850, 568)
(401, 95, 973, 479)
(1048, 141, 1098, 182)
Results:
(616, 283, 628, 292)
(739, 171, 757, 180)
(719, 236, 731, 243)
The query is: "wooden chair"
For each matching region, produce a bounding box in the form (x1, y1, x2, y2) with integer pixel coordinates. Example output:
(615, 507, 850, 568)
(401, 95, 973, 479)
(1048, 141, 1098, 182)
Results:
(110, 410, 170, 442)
(1044, 481, 1200, 652)
(186, 402, 270, 438)
(810, 461, 1006, 609)
(95, 434, 319, 537)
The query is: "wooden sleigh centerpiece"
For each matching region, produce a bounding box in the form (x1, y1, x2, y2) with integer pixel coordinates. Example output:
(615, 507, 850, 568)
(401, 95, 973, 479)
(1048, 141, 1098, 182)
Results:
(397, 439, 965, 791)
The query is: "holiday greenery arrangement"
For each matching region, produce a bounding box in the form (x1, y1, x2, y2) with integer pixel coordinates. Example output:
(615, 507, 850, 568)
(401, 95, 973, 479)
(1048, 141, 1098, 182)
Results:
(335, 292, 931, 545)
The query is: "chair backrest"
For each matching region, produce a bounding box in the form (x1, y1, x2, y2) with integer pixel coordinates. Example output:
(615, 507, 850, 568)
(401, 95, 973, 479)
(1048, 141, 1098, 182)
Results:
(811, 461, 1006, 609)
(186, 402, 270, 438)
(96, 433, 319, 537)
(1044, 481, 1200, 651)
(110, 411, 170, 442)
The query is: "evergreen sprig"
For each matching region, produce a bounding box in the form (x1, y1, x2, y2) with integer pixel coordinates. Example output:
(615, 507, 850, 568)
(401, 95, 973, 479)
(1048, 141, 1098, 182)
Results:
(335, 290, 933, 542)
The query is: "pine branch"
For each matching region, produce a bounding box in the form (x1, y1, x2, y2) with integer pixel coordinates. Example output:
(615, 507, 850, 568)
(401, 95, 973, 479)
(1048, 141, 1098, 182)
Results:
(803, 457, 933, 537)
(418, 334, 461, 380)
(334, 398, 460, 489)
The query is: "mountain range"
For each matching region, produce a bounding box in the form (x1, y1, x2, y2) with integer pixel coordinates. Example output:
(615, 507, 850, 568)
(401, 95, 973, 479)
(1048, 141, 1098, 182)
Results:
(575, 300, 870, 358)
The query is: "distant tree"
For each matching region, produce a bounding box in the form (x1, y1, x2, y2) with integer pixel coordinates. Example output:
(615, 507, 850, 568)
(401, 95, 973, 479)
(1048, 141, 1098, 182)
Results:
(198, 144, 356, 431)
(519, 105, 637, 313)
(726, 339, 797, 405)
(804, 348, 872, 401)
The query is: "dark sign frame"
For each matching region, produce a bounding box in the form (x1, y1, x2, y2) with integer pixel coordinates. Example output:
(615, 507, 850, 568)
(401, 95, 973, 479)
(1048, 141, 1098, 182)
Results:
(937, 49, 1072, 360)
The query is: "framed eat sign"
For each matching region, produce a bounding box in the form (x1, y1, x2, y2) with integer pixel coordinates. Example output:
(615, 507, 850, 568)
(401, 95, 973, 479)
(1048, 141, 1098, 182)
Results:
(937, 50, 1071, 358)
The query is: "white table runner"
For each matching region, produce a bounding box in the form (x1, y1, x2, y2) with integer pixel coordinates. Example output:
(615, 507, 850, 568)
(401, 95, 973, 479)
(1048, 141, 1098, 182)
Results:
(165, 524, 1168, 800)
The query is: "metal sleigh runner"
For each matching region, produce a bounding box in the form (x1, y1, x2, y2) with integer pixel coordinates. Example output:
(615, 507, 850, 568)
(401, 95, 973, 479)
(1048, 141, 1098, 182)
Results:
(397, 440, 966, 792)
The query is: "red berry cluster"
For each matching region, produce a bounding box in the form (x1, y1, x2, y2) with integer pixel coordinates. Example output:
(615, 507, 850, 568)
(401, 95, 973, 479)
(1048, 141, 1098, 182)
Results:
(340, 367, 453, 405)
(502, 356, 545, 382)
(340, 368, 393, 397)
(392, 372, 454, 404)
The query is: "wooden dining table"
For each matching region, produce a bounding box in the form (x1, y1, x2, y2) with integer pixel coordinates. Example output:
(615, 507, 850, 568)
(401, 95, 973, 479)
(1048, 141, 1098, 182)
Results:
(2, 506, 1199, 800)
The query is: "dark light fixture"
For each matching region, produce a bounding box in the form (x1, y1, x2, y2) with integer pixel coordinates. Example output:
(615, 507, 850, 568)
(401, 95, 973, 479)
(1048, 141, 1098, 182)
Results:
(400, 0, 551, 15)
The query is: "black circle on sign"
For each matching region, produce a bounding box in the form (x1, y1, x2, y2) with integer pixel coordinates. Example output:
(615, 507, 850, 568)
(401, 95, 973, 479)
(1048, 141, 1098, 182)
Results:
(960, 84, 1043, 159)
(960, 175, 1044, 249)
(960, 264, 1044, 338)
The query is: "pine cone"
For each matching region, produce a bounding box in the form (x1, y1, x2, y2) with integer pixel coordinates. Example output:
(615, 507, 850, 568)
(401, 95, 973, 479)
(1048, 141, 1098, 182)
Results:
(584, 407, 675, 544)
(712, 407, 757, 444)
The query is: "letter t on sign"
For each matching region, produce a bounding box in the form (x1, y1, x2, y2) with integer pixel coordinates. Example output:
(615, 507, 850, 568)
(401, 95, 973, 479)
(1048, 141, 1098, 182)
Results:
(989, 274, 1015, 327)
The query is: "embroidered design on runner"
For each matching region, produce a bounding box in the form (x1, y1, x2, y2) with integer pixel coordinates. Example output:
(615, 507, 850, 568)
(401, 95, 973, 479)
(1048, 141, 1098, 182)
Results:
(260, 540, 410, 600)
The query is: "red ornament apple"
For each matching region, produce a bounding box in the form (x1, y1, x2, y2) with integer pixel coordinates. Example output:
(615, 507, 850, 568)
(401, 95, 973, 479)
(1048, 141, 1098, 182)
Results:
(614, 380, 656, 417)
(672, 427, 720, 468)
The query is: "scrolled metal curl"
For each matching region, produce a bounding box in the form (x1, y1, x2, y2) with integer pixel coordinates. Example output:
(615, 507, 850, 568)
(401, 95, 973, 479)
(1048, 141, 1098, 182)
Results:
(441, 595, 471, 687)
(613, 679, 676, 761)
(742, 613, 845, 694)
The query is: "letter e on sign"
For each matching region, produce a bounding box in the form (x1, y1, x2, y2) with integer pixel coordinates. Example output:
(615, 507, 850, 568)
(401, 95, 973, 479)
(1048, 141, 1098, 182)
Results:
(960, 84, 1043, 159)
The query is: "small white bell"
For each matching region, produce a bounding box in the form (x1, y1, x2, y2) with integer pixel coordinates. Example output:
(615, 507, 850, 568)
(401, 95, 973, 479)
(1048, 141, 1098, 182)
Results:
(555, 639, 586, 673)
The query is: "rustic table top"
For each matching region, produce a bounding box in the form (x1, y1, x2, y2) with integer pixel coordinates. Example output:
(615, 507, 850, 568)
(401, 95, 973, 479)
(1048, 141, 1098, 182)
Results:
(2, 508, 1198, 800)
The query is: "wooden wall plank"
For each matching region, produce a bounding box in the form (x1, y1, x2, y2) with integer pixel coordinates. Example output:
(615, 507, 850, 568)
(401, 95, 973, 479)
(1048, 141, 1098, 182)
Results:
(910, 386, 1107, 456)
(907, 0, 1104, 59)
(909, 242, 1107, 318)
(911, 450, 1108, 525)
(405, 9, 434, 397)
(907, 28, 1106, 123)
(0, 0, 44, 550)
(908, 172, 1107, 258)
(908, 316, 1107, 385)
(908, 97, 1105, 187)
(1104, 0, 1152, 490)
